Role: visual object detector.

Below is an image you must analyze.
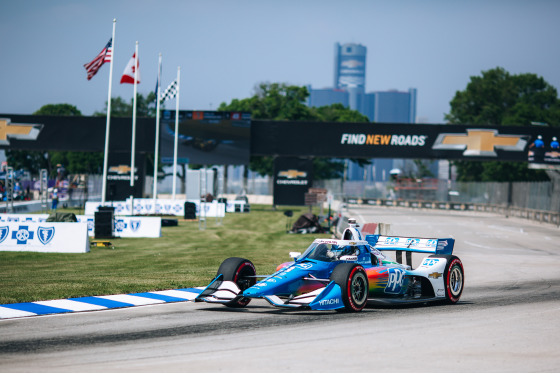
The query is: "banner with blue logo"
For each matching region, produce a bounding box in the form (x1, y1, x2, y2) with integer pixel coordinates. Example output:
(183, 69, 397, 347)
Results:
(76, 215, 161, 238)
(0, 215, 161, 238)
(84, 199, 225, 218)
(0, 222, 89, 253)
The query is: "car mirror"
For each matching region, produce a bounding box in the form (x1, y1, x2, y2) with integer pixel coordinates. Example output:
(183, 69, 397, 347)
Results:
(289, 251, 301, 260)
(340, 255, 358, 262)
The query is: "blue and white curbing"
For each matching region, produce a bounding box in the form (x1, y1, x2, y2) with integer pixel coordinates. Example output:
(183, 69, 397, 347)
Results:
(0, 288, 203, 320)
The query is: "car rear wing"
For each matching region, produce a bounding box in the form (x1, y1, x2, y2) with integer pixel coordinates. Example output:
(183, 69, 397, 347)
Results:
(365, 235, 454, 255)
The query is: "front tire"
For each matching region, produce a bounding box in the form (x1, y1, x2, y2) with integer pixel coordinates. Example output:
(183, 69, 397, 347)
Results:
(430, 255, 464, 303)
(330, 263, 368, 312)
(217, 257, 256, 307)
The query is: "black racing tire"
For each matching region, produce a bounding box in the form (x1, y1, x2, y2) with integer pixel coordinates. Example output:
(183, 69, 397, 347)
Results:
(330, 263, 369, 312)
(430, 255, 464, 303)
(217, 257, 256, 307)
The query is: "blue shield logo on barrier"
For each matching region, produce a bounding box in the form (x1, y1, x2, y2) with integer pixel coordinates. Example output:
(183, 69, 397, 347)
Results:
(130, 220, 140, 232)
(37, 226, 55, 245)
(0, 226, 9, 243)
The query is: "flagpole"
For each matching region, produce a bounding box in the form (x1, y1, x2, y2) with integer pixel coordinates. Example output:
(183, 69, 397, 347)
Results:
(172, 66, 181, 200)
(130, 41, 139, 214)
(101, 18, 116, 205)
(153, 52, 162, 212)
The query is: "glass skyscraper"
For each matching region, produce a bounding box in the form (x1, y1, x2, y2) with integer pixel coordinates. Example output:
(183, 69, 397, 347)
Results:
(333, 43, 367, 112)
(307, 43, 430, 182)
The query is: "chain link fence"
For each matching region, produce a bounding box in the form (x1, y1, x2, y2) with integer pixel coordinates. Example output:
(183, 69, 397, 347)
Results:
(11, 171, 559, 215)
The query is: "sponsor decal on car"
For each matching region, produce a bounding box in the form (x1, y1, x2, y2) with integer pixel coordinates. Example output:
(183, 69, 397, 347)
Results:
(428, 272, 443, 279)
(405, 238, 421, 247)
(385, 237, 400, 245)
(318, 298, 340, 306)
(426, 239, 437, 247)
(421, 258, 440, 267)
(385, 268, 406, 294)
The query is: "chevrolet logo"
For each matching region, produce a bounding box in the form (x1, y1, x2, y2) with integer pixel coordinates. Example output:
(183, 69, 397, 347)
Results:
(428, 272, 442, 279)
(278, 169, 307, 179)
(0, 118, 43, 146)
(109, 165, 132, 174)
(432, 129, 527, 156)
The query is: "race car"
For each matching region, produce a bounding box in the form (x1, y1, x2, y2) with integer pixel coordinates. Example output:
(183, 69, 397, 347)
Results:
(195, 219, 464, 312)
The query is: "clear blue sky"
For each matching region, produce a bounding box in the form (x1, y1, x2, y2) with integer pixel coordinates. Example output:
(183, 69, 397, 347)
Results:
(1, 0, 559, 123)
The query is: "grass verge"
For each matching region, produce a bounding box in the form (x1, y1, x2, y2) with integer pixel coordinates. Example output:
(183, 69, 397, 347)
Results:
(0, 205, 332, 304)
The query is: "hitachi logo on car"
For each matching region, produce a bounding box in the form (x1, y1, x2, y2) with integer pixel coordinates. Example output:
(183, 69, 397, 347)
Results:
(340, 133, 427, 146)
(318, 298, 340, 306)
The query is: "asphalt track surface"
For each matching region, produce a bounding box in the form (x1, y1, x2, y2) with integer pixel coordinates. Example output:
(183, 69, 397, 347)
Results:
(1, 206, 559, 372)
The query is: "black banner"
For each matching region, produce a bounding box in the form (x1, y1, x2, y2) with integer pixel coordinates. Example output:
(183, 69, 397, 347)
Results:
(105, 152, 145, 201)
(252, 121, 560, 162)
(1, 113, 558, 164)
(0, 114, 155, 152)
(273, 157, 313, 206)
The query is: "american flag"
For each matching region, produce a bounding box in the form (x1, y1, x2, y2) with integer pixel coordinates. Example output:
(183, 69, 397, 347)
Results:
(160, 80, 178, 102)
(84, 38, 112, 80)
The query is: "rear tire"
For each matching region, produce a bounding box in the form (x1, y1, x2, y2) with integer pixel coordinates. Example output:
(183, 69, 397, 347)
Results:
(330, 263, 368, 312)
(217, 257, 256, 307)
(430, 255, 464, 303)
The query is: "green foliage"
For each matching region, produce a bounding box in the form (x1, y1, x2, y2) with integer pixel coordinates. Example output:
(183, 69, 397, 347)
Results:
(94, 92, 158, 118)
(219, 83, 315, 121)
(218, 83, 369, 178)
(411, 159, 435, 179)
(310, 103, 369, 123)
(446, 67, 560, 182)
(4, 149, 49, 175)
(446, 67, 560, 126)
(34, 103, 82, 116)
(454, 160, 549, 182)
(49, 151, 104, 175)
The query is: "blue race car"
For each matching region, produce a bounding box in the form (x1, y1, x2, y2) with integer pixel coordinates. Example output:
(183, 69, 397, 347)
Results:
(195, 219, 464, 312)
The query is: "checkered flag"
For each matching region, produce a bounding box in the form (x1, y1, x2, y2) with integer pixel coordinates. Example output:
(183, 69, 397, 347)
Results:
(160, 80, 178, 102)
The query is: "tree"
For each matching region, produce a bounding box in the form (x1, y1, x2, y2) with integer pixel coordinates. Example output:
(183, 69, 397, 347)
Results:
(218, 83, 369, 178)
(445, 67, 560, 182)
(94, 92, 158, 118)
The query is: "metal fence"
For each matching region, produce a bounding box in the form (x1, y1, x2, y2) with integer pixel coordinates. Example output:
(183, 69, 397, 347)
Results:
(315, 178, 560, 214)
(11, 171, 559, 215)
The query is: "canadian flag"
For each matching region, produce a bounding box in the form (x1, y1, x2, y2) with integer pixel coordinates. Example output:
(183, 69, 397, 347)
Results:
(120, 52, 141, 84)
